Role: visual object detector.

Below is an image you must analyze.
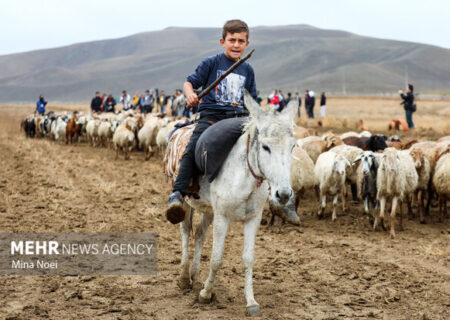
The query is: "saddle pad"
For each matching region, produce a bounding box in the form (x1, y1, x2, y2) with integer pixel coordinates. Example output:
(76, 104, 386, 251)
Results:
(164, 124, 196, 182)
(195, 117, 248, 182)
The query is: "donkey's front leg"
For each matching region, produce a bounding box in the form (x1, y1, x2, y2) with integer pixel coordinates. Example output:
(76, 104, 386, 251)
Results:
(242, 215, 262, 316)
(191, 212, 213, 291)
(178, 206, 193, 290)
(199, 214, 230, 303)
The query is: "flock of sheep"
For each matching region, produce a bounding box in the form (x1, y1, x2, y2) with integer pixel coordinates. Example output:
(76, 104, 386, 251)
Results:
(291, 128, 449, 238)
(21, 110, 449, 238)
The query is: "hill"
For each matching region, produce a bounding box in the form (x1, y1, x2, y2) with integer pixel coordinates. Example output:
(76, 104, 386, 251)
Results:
(0, 25, 449, 102)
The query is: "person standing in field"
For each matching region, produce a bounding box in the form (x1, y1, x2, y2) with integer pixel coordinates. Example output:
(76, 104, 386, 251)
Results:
(320, 92, 326, 118)
(141, 89, 154, 114)
(309, 90, 315, 118)
(304, 90, 311, 118)
(119, 90, 132, 111)
(399, 84, 415, 129)
(90, 91, 103, 113)
(35, 94, 47, 115)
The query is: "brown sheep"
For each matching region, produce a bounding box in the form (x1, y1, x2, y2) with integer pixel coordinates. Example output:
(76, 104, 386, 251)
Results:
(386, 139, 418, 150)
(298, 134, 343, 163)
(65, 114, 79, 144)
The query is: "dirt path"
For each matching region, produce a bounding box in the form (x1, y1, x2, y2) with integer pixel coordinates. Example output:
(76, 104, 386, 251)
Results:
(1, 106, 449, 319)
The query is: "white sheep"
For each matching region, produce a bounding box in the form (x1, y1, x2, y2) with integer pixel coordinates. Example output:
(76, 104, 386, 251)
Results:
(340, 131, 360, 140)
(291, 145, 317, 211)
(376, 148, 418, 238)
(138, 116, 165, 160)
(314, 151, 350, 221)
(85, 119, 100, 147)
(97, 120, 113, 148)
(432, 153, 450, 221)
(50, 116, 67, 142)
(112, 118, 136, 160)
(329, 144, 364, 202)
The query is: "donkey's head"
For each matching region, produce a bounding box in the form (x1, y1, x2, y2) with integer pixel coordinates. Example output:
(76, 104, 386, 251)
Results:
(244, 91, 297, 207)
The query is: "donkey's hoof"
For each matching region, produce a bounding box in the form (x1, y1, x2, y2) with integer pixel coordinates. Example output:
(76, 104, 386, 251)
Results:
(177, 277, 191, 290)
(198, 290, 212, 304)
(246, 304, 260, 316)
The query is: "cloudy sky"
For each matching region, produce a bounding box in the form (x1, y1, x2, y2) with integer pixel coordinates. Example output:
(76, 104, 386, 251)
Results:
(0, 0, 449, 56)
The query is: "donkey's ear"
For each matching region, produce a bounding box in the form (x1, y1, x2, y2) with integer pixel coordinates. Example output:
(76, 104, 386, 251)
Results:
(280, 99, 297, 123)
(244, 90, 263, 119)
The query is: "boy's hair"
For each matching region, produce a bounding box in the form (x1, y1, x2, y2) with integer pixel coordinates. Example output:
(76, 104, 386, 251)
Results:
(222, 19, 249, 40)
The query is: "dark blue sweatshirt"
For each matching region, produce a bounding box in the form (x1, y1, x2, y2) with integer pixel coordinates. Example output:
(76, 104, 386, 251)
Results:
(186, 53, 257, 112)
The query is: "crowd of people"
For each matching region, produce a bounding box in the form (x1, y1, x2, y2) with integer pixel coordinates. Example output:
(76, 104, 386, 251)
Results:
(267, 89, 327, 119)
(88, 89, 192, 117)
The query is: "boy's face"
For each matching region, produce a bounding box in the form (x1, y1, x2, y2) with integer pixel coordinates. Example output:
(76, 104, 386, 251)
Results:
(220, 32, 249, 61)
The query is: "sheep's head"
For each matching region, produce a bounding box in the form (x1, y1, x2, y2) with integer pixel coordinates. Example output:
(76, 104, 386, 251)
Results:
(354, 151, 379, 176)
(326, 135, 342, 149)
(409, 149, 424, 169)
(333, 154, 350, 176)
(381, 148, 400, 172)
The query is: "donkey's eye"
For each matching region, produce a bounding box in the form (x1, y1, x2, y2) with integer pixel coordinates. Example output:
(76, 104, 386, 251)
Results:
(262, 145, 271, 153)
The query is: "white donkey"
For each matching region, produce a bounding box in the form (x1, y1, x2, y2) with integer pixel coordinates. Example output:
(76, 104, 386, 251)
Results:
(175, 92, 297, 316)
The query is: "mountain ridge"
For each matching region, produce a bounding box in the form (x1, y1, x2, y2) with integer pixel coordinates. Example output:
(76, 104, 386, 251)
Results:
(0, 24, 448, 102)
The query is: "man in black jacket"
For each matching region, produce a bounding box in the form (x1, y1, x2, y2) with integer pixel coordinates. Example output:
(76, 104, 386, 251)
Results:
(90, 91, 103, 113)
(399, 84, 415, 129)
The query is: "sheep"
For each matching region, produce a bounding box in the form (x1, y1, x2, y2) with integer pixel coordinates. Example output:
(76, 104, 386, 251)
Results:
(386, 139, 418, 150)
(298, 134, 343, 163)
(432, 153, 450, 221)
(329, 144, 364, 202)
(86, 119, 100, 147)
(50, 116, 68, 142)
(138, 116, 166, 159)
(269, 145, 318, 228)
(156, 119, 184, 155)
(353, 151, 380, 225)
(22, 115, 36, 138)
(65, 113, 79, 144)
(97, 120, 113, 148)
(293, 126, 316, 139)
(410, 141, 450, 171)
(340, 131, 359, 140)
(438, 136, 450, 143)
(343, 135, 387, 152)
(408, 148, 431, 223)
(360, 130, 372, 138)
(112, 118, 136, 160)
(376, 148, 418, 238)
(314, 151, 351, 221)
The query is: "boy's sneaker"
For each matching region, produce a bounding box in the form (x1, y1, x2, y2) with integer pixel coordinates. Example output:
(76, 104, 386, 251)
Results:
(166, 191, 186, 224)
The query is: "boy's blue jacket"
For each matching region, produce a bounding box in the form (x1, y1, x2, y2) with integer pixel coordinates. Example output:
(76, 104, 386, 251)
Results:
(187, 53, 257, 112)
(36, 99, 47, 113)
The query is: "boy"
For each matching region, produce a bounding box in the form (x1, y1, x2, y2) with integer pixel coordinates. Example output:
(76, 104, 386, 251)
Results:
(166, 19, 257, 224)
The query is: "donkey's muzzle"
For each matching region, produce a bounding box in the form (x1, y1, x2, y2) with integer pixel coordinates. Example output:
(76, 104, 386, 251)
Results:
(275, 188, 292, 206)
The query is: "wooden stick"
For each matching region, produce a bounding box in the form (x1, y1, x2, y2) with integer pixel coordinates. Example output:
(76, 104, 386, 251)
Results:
(197, 49, 255, 100)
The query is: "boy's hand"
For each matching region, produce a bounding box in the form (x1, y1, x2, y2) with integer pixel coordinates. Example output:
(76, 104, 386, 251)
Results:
(186, 93, 199, 107)
(398, 90, 403, 94)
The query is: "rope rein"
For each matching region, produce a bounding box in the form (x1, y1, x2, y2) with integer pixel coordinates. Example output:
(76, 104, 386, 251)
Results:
(246, 132, 264, 188)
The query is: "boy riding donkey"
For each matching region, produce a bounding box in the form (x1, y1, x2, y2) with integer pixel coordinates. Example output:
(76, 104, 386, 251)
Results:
(166, 20, 301, 227)
(166, 20, 257, 223)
